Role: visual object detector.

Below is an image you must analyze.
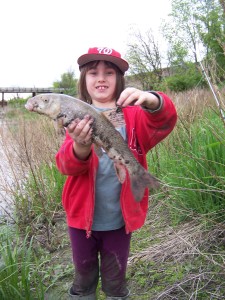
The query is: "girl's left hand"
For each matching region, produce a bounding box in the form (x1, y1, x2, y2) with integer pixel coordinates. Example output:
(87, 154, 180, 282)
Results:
(117, 87, 160, 110)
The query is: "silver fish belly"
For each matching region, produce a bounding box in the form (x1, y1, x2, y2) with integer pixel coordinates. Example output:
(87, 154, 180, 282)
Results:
(25, 93, 160, 201)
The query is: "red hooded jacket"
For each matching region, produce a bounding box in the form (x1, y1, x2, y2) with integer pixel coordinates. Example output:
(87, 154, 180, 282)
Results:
(55, 92, 177, 235)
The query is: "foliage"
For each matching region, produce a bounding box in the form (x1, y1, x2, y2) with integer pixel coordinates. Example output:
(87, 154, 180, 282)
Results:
(0, 112, 66, 251)
(53, 69, 78, 96)
(163, 63, 206, 91)
(1, 89, 225, 298)
(162, 0, 200, 64)
(126, 28, 164, 90)
(162, 0, 225, 82)
(125, 1, 225, 91)
(0, 228, 45, 299)
(16, 162, 65, 224)
(197, 0, 225, 80)
(149, 106, 225, 224)
(5, 99, 38, 120)
(7, 98, 27, 107)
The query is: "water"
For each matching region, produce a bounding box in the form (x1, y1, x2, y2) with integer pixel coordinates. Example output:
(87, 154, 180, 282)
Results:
(0, 119, 14, 222)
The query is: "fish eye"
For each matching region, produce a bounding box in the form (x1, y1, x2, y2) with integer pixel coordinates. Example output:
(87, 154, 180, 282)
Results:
(44, 98, 48, 102)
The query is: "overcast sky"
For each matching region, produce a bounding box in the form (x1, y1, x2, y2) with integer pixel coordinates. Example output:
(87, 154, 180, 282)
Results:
(0, 0, 171, 95)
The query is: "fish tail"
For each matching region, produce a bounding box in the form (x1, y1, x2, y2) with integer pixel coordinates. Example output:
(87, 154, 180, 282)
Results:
(131, 169, 160, 202)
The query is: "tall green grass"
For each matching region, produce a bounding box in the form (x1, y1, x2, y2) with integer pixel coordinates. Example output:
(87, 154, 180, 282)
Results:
(15, 162, 65, 226)
(149, 109, 225, 223)
(0, 227, 45, 300)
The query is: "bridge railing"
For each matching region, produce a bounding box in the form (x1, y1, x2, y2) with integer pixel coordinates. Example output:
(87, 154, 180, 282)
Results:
(0, 87, 66, 106)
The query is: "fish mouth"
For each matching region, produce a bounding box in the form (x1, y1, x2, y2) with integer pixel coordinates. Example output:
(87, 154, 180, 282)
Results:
(25, 103, 34, 111)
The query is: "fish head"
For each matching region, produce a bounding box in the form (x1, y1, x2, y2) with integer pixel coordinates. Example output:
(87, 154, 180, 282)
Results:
(25, 94, 61, 119)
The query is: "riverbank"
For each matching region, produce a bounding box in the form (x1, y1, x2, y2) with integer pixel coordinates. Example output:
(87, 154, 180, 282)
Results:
(1, 93, 225, 299)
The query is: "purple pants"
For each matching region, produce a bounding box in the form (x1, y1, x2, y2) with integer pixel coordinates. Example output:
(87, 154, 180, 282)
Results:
(68, 226, 131, 297)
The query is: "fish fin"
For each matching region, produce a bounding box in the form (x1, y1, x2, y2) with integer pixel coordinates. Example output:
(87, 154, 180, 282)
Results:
(94, 145, 104, 157)
(53, 120, 66, 137)
(101, 109, 125, 128)
(114, 163, 126, 183)
(131, 170, 160, 202)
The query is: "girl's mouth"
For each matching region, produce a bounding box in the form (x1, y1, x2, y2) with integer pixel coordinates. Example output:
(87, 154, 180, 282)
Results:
(96, 86, 108, 90)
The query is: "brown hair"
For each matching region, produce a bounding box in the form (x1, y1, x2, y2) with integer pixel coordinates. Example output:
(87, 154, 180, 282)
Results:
(77, 61, 125, 104)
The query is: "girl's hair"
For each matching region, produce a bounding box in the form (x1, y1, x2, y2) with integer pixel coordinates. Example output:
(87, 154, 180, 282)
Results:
(78, 61, 125, 104)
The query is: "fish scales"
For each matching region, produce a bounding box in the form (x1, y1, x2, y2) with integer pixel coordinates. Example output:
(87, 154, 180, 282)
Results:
(25, 93, 160, 201)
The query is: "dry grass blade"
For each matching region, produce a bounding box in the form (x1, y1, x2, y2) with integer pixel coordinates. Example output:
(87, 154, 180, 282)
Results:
(128, 221, 225, 266)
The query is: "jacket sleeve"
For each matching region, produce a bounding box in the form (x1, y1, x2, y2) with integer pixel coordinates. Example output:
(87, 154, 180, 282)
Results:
(55, 131, 95, 176)
(135, 92, 177, 153)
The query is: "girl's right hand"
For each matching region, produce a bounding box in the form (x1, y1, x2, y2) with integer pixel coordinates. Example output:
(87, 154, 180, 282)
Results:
(67, 115, 93, 146)
(67, 115, 93, 160)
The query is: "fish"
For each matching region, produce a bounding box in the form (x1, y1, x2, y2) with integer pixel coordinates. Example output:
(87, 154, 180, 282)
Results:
(25, 93, 160, 201)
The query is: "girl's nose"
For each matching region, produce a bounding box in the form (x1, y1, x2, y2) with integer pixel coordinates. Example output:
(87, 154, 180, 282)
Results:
(97, 73, 106, 82)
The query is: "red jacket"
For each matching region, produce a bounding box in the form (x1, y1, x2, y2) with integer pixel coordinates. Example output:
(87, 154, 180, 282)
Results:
(55, 92, 177, 235)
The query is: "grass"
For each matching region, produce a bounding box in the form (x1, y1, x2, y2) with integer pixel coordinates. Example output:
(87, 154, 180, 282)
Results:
(0, 227, 45, 299)
(127, 206, 225, 299)
(148, 90, 225, 225)
(0, 87, 225, 299)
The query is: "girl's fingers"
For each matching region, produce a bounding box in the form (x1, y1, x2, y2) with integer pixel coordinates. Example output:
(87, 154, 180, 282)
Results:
(117, 88, 142, 107)
(68, 115, 94, 145)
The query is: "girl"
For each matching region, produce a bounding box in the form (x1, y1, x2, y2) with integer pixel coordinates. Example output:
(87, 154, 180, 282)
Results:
(55, 47, 177, 299)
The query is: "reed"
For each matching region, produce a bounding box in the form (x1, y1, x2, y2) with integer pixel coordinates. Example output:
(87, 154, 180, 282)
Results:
(0, 111, 66, 250)
(0, 227, 44, 299)
(149, 87, 225, 223)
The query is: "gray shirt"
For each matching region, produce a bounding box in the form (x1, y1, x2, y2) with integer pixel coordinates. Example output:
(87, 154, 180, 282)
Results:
(91, 107, 126, 231)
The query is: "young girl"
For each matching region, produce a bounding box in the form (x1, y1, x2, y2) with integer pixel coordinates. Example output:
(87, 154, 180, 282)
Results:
(55, 47, 177, 299)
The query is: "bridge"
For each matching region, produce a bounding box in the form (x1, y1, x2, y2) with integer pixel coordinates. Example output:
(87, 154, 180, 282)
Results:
(0, 87, 65, 107)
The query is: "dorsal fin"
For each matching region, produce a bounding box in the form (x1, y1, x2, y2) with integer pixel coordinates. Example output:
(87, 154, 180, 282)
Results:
(101, 108, 125, 128)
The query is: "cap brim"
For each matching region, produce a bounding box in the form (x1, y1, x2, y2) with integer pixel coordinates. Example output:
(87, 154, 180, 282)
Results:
(77, 54, 129, 74)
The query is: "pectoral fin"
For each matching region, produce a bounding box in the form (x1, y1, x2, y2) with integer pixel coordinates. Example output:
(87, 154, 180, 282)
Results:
(114, 163, 126, 183)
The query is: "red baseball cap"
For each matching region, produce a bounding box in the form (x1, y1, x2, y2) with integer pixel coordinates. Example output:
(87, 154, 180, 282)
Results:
(77, 47, 129, 74)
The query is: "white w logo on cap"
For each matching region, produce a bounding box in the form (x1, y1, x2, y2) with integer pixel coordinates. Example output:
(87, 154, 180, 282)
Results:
(97, 47, 113, 55)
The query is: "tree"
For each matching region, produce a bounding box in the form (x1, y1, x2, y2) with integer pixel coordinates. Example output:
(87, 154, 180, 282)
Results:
(162, 0, 201, 65)
(126, 28, 164, 90)
(53, 69, 78, 96)
(195, 1, 225, 77)
(162, 0, 225, 81)
(220, 0, 225, 15)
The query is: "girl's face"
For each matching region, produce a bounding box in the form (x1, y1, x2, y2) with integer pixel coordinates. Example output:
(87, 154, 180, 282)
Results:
(85, 61, 117, 108)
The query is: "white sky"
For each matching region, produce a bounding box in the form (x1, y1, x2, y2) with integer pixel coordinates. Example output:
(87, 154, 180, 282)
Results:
(0, 0, 171, 95)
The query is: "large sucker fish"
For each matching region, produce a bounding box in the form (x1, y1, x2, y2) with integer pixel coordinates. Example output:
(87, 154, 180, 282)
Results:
(25, 93, 160, 201)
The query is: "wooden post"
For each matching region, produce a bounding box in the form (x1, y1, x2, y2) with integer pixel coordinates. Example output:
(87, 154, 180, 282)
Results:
(1, 92, 4, 107)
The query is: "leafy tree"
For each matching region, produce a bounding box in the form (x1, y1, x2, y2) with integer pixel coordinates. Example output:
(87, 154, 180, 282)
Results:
(220, 0, 225, 15)
(162, 0, 200, 65)
(162, 0, 225, 81)
(197, 0, 225, 80)
(53, 69, 78, 96)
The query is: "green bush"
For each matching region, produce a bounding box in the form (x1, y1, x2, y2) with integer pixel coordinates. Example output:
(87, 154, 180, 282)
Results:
(163, 63, 206, 92)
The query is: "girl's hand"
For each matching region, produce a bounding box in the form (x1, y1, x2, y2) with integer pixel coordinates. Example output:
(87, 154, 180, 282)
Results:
(117, 87, 161, 110)
(67, 115, 93, 146)
(67, 115, 93, 160)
